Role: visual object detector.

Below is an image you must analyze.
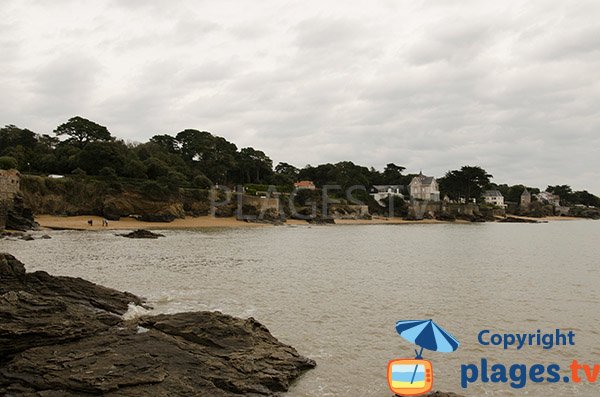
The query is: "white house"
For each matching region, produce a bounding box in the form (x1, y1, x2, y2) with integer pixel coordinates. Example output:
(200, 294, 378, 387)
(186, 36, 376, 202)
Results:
(536, 191, 560, 206)
(409, 172, 440, 201)
(482, 190, 506, 208)
(369, 185, 405, 205)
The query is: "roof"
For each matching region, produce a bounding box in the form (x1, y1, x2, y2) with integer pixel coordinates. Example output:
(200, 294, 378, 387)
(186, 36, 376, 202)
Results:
(521, 188, 530, 196)
(410, 173, 436, 186)
(483, 190, 503, 197)
(294, 180, 315, 187)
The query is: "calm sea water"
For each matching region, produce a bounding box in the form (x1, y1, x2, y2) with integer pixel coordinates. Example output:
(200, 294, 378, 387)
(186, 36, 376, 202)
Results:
(2, 221, 600, 396)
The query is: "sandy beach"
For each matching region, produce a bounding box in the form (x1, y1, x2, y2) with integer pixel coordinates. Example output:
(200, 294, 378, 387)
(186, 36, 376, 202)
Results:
(34, 214, 583, 231)
(35, 215, 281, 230)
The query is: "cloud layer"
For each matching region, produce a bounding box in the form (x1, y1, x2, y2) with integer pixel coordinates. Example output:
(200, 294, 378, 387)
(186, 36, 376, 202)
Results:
(1, 0, 599, 192)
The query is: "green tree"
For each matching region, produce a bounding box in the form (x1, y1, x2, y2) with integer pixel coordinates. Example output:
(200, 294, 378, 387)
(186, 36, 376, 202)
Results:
(275, 162, 300, 179)
(54, 117, 113, 148)
(236, 147, 273, 183)
(381, 163, 406, 185)
(439, 166, 492, 201)
(546, 185, 573, 205)
(76, 141, 128, 175)
(149, 134, 180, 153)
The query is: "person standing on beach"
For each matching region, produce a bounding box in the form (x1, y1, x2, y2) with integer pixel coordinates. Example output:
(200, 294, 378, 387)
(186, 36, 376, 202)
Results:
(87, 219, 93, 227)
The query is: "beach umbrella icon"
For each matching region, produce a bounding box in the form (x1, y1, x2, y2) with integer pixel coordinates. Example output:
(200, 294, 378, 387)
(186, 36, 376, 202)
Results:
(395, 320, 459, 386)
(396, 319, 459, 358)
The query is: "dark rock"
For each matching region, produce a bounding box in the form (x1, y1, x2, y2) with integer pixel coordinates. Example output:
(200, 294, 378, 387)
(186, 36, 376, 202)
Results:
(139, 213, 176, 222)
(498, 216, 543, 223)
(435, 212, 456, 221)
(0, 291, 115, 359)
(19, 235, 34, 241)
(0, 254, 315, 396)
(6, 195, 38, 231)
(40, 234, 52, 239)
(103, 212, 121, 221)
(119, 229, 165, 239)
(238, 206, 285, 225)
(0, 253, 144, 314)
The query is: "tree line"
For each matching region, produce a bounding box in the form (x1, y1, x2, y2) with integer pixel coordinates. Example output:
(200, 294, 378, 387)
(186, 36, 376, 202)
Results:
(0, 116, 598, 207)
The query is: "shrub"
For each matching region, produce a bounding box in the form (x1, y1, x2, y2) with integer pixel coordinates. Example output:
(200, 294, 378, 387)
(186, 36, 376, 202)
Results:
(193, 174, 213, 189)
(99, 167, 117, 178)
(0, 156, 18, 170)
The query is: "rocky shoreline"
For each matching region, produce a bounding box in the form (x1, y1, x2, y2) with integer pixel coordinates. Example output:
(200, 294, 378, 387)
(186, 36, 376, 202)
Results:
(0, 253, 315, 396)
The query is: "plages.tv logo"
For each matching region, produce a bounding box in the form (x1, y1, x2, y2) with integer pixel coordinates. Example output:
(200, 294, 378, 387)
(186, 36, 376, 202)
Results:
(388, 320, 460, 396)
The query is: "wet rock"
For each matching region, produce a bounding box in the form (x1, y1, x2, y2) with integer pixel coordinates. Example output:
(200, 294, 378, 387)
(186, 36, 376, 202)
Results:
(0, 291, 115, 359)
(40, 234, 52, 239)
(0, 253, 144, 314)
(19, 235, 34, 241)
(119, 229, 165, 239)
(0, 254, 315, 396)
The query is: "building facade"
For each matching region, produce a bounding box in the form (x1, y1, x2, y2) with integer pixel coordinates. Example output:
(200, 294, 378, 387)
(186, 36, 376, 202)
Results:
(369, 185, 405, 205)
(520, 188, 531, 208)
(409, 172, 440, 201)
(535, 191, 561, 206)
(482, 190, 506, 208)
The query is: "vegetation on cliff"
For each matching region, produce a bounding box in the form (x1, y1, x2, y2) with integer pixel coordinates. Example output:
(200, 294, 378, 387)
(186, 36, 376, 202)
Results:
(1, 118, 599, 212)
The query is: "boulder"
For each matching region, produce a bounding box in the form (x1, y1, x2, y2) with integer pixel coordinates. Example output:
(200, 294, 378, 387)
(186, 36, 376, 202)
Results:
(0, 254, 315, 396)
(498, 216, 543, 223)
(119, 229, 165, 239)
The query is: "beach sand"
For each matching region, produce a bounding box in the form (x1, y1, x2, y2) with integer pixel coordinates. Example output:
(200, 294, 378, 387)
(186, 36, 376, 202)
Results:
(35, 215, 288, 230)
(34, 214, 583, 231)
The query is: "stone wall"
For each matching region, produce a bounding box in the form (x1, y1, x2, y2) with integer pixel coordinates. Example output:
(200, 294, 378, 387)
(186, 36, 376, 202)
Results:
(0, 169, 21, 229)
(0, 169, 21, 202)
(240, 194, 280, 212)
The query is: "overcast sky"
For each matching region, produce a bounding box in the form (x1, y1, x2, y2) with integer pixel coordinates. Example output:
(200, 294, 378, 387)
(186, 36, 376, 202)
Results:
(1, 0, 599, 192)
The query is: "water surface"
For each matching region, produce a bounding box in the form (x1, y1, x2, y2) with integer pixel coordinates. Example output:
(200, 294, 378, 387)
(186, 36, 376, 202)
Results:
(2, 221, 599, 396)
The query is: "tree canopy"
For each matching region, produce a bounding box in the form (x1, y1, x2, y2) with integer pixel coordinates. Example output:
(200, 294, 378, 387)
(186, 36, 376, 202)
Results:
(54, 117, 113, 148)
(1, 118, 599, 207)
(438, 166, 492, 201)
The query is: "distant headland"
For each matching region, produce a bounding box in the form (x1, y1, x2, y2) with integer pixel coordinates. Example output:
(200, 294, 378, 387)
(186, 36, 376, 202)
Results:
(1, 117, 598, 231)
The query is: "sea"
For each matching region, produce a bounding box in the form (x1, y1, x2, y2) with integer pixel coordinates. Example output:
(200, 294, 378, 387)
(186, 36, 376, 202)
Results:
(2, 220, 600, 396)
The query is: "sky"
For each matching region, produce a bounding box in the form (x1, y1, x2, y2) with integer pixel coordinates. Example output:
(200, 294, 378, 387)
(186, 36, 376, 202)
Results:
(1, 0, 599, 193)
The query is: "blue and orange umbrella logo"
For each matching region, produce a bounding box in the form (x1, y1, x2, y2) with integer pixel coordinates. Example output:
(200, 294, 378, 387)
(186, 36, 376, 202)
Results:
(388, 320, 459, 396)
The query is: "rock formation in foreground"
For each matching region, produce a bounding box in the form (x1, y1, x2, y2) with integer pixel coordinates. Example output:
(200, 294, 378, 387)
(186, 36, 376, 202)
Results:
(0, 253, 316, 396)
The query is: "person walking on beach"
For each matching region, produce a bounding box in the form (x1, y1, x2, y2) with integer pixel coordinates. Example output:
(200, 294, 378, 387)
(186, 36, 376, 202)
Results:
(102, 219, 109, 227)
(87, 219, 93, 227)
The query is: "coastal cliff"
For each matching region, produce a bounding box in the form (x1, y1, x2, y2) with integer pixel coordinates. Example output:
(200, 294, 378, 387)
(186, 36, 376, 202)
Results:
(0, 254, 315, 396)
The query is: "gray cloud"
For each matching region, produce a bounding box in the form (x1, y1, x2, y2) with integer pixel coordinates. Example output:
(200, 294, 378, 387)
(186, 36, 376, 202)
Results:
(1, 0, 599, 193)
